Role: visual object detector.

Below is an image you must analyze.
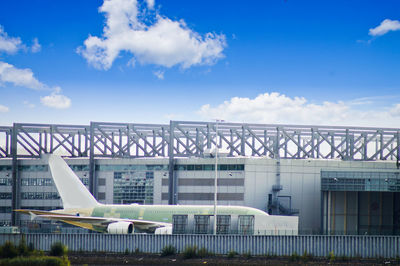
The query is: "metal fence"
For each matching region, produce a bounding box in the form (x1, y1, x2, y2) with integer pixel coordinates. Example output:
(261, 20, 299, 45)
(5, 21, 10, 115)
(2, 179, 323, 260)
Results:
(0, 234, 399, 258)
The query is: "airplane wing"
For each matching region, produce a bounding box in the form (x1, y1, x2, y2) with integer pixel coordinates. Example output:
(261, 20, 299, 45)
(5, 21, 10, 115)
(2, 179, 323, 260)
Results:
(15, 209, 171, 233)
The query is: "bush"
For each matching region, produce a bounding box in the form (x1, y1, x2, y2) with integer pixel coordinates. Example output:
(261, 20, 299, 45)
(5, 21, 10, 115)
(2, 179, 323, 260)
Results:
(49, 242, 68, 257)
(0, 241, 18, 259)
(227, 250, 238, 259)
(0, 256, 69, 266)
(301, 250, 312, 262)
(182, 246, 197, 259)
(124, 248, 130, 255)
(28, 242, 35, 253)
(242, 250, 252, 259)
(18, 237, 29, 257)
(161, 245, 176, 257)
(327, 251, 335, 262)
(197, 247, 211, 258)
(290, 252, 300, 262)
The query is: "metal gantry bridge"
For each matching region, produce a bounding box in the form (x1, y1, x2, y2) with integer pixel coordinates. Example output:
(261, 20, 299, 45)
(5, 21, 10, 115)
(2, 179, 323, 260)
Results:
(1, 121, 399, 224)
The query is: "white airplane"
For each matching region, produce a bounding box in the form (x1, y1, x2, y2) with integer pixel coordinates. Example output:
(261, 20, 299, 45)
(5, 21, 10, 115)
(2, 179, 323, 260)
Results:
(16, 155, 270, 234)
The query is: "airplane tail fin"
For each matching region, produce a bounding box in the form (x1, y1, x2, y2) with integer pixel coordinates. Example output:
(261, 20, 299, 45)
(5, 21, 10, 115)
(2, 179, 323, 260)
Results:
(47, 154, 99, 209)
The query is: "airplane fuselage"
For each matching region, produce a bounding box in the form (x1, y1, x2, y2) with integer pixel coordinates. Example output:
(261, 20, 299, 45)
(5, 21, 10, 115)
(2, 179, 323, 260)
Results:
(57, 204, 268, 223)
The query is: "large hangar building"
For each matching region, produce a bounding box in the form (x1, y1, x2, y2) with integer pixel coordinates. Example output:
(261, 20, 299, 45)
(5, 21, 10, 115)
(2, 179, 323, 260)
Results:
(0, 121, 399, 234)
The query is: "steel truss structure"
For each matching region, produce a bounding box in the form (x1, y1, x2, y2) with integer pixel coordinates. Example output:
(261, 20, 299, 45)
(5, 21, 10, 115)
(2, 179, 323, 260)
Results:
(1, 121, 399, 224)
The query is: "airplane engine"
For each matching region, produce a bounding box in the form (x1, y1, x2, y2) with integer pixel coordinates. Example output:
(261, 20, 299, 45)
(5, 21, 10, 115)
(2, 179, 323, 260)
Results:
(107, 221, 134, 234)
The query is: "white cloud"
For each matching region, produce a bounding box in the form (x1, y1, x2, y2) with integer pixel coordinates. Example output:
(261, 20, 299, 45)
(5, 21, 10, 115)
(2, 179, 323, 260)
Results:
(390, 104, 400, 117)
(0, 61, 44, 90)
(0, 104, 9, 113)
(40, 92, 71, 109)
(31, 38, 41, 53)
(23, 100, 35, 108)
(145, 0, 154, 9)
(153, 69, 164, 79)
(369, 19, 400, 36)
(198, 92, 400, 128)
(0, 61, 71, 109)
(77, 0, 226, 70)
(0, 25, 22, 54)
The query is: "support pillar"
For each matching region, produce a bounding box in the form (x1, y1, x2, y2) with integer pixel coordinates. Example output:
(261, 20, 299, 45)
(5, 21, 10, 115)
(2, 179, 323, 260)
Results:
(168, 121, 177, 205)
(11, 123, 19, 226)
(89, 122, 97, 199)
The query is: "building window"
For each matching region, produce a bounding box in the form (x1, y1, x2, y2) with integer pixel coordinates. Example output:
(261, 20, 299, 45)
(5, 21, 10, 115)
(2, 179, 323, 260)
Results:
(113, 171, 154, 204)
(0, 193, 12, 199)
(238, 215, 254, 235)
(80, 178, 89, 186)
(18, 165, 48, 172)
(0, 178, 12, 186)
(172, 215, 188, 234)
(217, 215, 231, 234)
(0, 220, 11, 226)
(174, 164, 245, 171)
(0, 165, 12, 171)
(21, 192, 60, 200)
(21, 178, 52, 186)
(0, 207, 12, 213)
(194, 215, 210, 234)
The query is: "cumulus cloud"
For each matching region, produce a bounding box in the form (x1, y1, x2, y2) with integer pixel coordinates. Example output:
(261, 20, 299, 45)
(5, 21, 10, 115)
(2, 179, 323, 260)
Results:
(0, 61, 45, 90)
(198, 92, 400, 128)
(369, 19, 400, 36)
(31, 38, 41, 53)
(77, 0, 226, 70)
(145, 0, 154, 9)
(0, 25, 22, 54)
(390, 104, 400, 117)
(23, 100, 35, 108)
(0, 104, 9, 113)
(0, 61, 71, 109)
(40, 91, 71, 109)
(153, 69, 164, 79)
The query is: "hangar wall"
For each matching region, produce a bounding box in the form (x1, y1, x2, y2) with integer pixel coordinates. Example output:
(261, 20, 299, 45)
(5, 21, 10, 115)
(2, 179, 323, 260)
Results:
(1, 156, 399, 234)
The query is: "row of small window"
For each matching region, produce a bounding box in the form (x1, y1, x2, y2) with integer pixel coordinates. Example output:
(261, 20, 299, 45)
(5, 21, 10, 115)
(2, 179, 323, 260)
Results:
(0, 178, 12, 186)
(321, 171, 400, 179)
(116, 187, 153, 193)
(0, 165, 48, 172)
(0, 220, 11, 226)
(114, 193, 153, 198)
(0, 164, 91, 172)
(114, 181, 154, 187)
(0, 178, 89, 186)
(21, 192, 60, 200)
(0, 207, 11, 213)
(0, 192, 61, 200)
(174, 164, 245, 171)
(114, 171, 154, 180)
(97, 165, 168, 171)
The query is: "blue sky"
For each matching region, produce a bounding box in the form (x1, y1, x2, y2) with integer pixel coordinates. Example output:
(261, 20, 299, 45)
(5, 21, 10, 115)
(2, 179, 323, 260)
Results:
(0, 0, 400, 127)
